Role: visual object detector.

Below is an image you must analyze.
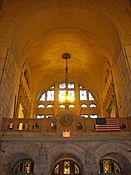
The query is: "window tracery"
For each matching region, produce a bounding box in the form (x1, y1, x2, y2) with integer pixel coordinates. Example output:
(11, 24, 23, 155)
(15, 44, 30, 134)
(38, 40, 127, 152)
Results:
(53, 160, 80, 175)
(99, 159, 121, 174)
(36, 82, 98, 118)
(13, 159, 34, 174)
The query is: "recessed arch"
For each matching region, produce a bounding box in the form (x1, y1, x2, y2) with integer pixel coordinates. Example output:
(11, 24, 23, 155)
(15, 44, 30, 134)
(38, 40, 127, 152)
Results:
(51, 153, 84, 175)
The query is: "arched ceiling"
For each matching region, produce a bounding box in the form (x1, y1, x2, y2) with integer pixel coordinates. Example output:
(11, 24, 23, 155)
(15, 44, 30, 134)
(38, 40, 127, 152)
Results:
(1, 1, 130, 100)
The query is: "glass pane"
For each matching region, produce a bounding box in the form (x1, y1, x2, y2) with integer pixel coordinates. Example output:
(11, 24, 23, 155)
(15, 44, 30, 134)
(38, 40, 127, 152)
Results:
(64, 161, 70, 174)
(36, 115, 44, 119)
(60, 104, 65, 108)
(59, 83, 66, 88)
(38, 104, 45, 108)
(90, 114, 97, 118)
(88, 92, 95, 100)
(68, 90, 75, 101)
(13, 163, 21, 173)
(59, 90, 66, 101)
(69, 104, 75, 108)
(103, 160, 110, 173)
(46, 114, 53, 118)
(81, 104, 87, 108)
(90, 104, 96, 108)
(54, 164, 60, 174)
(50, 85, 55, 89)
(114, 162, 121, 173)
(80, 90, 87, 100)
(47, 104, 53, 108)
(47, 90, 54, 101)
(68, 83, 74, 88)
(81, 114, 88, 118)
(79, 85, 85, 89)
(75, 164, 80, 174)
(24, 160, 31, 173)
(40, 93, 46, 101)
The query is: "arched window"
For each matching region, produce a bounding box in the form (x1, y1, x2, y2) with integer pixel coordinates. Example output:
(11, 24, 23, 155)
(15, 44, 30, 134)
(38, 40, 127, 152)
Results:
(13, 159, 34, 174)
(90, 104, 96, 108)
(52, 159, 81, 175)
(47, 104, 53, 108)
(81, 104, 87, 108)
(99, 159, 122, 174)
(36, 82, 98, 118)
(38, 104, 45, 108)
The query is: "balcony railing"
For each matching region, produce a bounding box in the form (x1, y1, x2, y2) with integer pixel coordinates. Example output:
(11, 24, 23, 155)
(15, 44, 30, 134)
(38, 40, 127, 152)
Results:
(1, 117, 130, 133)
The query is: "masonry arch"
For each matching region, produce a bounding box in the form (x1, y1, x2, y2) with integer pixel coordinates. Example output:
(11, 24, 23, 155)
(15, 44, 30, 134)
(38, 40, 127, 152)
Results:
(51, 153, 84, 175)
(0, 1, 130, 119)
(99, 152, 131, 175)
(3, 152, 34, 175)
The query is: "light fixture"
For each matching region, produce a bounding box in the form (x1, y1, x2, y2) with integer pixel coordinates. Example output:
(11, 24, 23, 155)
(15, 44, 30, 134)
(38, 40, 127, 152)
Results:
(59, 53, 74, 109)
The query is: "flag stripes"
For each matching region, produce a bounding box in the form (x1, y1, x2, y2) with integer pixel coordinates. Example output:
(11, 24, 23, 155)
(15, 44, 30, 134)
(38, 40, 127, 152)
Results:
(95, 118, 120, 132)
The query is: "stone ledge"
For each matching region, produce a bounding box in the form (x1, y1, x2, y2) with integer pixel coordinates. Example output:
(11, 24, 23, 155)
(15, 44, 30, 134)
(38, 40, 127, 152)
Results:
(1, 131, 131, 142)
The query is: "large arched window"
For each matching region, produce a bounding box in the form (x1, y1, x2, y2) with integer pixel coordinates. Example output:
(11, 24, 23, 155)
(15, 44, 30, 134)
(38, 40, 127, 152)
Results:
(13, 159, 34, 174)
(52, 159, 81, 175)
(36, 82, 98, 118)
(99, 159, 122, 174)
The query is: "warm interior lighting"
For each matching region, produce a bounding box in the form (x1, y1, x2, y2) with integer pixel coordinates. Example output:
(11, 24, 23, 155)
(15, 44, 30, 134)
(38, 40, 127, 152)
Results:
(60, 53, 74, 108)
(62, 130, 71, 138)
(59, 92, 74, 104)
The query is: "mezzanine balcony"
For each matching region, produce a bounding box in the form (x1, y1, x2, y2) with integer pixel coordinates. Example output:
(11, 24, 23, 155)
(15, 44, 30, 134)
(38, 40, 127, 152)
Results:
(1, 117, 131, 142)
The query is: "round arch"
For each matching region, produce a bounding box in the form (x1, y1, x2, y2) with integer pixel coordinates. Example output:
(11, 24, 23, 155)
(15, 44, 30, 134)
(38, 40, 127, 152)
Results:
(99, 152, 131, 174)
(3, 152, 34, 175)
(50, 153, 84, 175)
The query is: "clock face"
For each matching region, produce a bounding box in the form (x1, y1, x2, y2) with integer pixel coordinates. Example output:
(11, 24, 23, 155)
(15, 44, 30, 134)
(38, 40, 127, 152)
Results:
(60, 114, 73, 127)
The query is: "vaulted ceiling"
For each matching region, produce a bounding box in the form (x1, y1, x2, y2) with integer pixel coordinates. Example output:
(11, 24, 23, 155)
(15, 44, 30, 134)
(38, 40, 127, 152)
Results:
(0, 0, 130, 100)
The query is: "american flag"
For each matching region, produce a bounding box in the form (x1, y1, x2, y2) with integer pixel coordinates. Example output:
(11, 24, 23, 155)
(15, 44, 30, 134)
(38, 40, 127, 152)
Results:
(95, 118, 120, 132)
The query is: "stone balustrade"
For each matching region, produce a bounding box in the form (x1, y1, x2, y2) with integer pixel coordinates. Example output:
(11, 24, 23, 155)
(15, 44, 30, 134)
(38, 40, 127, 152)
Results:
(1, 117, 130, 133)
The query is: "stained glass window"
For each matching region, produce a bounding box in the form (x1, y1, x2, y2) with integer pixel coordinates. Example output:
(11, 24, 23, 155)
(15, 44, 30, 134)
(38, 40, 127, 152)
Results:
(53, 160, 80, 175)
(99, 159, 121, 174)
(75, 164, 80, 174)
(64, 161, 70, 174)
(54, 164, 60, 174)
(13, 159, 34, 174)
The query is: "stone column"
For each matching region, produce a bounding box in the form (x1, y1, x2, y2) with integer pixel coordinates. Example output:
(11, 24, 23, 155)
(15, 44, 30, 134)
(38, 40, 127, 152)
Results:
(34, 143, 49, 175)
(0, 47, 8, 129)
(84, 147, 98, 175)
